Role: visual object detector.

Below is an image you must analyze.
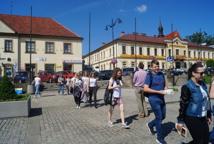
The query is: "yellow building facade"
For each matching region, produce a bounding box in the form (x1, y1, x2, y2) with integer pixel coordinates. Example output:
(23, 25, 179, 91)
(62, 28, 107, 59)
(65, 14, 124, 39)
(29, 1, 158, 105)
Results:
(0, 14, 82, 77)
(83, 32, 214, 71)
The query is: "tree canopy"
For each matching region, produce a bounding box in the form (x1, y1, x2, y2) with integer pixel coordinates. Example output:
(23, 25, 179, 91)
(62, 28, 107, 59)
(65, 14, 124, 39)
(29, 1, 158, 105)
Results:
(186, 31, 214, 45)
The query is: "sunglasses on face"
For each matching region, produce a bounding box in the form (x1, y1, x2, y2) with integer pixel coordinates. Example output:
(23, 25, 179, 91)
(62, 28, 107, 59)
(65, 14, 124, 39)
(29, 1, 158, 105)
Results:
(195, 72, 204, 76)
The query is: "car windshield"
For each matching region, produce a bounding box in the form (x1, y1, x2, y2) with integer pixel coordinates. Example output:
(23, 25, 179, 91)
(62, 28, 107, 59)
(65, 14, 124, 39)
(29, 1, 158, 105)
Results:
(16, 72, 27, 76)
(123, 68, 134, 71)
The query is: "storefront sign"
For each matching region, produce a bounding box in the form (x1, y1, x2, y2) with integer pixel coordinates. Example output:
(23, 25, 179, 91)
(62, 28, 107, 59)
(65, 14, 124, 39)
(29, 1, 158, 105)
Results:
(63, 60, 82, 64)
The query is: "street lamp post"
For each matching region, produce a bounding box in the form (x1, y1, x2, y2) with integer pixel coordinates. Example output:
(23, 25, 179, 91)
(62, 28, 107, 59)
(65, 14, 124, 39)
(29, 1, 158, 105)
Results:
(105, 18, 122, 69)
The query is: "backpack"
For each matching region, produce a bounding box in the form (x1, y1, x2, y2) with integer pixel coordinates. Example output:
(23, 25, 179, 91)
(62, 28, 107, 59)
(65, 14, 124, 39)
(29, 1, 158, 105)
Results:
(144, 71, 165, 97)
(104, 81, 114, 105)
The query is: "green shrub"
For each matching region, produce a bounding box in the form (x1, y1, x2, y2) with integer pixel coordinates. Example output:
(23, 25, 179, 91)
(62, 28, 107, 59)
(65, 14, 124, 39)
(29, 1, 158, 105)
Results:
(203, 75, 212, 84)
(0, 76, 17, 101)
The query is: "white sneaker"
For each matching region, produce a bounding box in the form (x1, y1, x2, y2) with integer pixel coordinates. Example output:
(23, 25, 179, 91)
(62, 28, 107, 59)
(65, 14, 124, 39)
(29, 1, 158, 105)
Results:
(108, 121, 113, 127)
(122, 122, 129, 129)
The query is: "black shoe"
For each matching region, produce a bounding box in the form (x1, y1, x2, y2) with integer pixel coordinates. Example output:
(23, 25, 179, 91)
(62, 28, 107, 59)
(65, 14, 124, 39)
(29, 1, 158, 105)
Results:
(95, 105, 98, 109)
(146, 123, 155, 135)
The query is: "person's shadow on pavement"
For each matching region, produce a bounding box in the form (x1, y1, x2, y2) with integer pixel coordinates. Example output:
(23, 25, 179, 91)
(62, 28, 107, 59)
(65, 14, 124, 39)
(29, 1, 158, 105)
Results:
(114, 114, 138, 125)
(162, 122, 176, 138)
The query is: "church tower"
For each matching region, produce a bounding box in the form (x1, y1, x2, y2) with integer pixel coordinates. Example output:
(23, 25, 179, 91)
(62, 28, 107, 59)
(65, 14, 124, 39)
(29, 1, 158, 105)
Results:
(158, 20, 164, 37)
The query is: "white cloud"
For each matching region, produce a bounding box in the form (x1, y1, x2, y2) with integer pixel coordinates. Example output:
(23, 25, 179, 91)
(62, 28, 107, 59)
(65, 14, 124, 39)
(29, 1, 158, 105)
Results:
(136, 4, 147, 13)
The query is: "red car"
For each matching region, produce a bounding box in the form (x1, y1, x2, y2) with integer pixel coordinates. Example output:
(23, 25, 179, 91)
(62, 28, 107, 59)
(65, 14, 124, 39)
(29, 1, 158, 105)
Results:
(52, 71, 75, 83)
(38, 71, 55, 83)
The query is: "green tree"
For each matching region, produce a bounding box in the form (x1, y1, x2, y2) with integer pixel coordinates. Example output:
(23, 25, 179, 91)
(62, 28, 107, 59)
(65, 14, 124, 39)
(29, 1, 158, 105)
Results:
(0, 76, 17, 101)
(186, 31, 214, 45)
(206, 59, 214, 68)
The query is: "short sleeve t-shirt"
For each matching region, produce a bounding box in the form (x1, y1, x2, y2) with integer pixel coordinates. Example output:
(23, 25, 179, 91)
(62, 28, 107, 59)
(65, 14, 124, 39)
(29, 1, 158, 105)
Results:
(144, 72, 165, 99)
(109, 78, 123, 98)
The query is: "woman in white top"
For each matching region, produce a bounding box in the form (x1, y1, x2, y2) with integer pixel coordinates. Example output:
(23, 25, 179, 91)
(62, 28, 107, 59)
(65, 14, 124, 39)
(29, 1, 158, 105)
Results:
(81, 71, 89, 103)
(89, 72, 98, 108)
(65, 77, 71, 95)
(72, 72, 83, 109)
(107, 68, 129, 128)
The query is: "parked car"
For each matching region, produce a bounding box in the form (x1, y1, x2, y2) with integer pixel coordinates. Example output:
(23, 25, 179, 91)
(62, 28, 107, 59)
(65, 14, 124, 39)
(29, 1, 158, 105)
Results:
(122, 67, 135, 76)
(98, 70, 113, 80)
(14, 71, 29, 83)
(205, 67, 214, 75)
(52, 71, 75, 83)
(38, 71, 55, 83)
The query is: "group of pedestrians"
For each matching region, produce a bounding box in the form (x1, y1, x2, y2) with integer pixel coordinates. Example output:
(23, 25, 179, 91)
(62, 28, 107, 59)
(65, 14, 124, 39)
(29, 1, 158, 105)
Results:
(32, 60, 214, 144)
(109, 59, 214, 144)
(70, 71, 98, 109)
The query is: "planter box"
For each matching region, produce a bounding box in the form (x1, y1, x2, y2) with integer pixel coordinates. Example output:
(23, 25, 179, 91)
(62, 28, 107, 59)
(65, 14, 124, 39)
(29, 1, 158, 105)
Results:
(0, 96, 31, 119)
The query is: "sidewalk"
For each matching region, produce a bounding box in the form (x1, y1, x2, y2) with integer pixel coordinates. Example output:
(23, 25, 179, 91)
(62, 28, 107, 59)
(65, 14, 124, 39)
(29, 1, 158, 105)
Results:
(0, 88, 191, 144)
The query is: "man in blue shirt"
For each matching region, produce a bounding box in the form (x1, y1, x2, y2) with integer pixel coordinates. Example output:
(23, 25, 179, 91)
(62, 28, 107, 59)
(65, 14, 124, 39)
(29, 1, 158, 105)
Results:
(144, 60, 167, 144)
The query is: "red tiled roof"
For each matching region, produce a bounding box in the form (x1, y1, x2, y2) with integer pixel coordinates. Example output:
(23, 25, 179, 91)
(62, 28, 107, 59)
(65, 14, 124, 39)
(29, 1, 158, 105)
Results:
(119, 32, 212, 49)
(0, 13, 81, 39)
(165, 31, 181, 39)
(119, 34, 166, 45)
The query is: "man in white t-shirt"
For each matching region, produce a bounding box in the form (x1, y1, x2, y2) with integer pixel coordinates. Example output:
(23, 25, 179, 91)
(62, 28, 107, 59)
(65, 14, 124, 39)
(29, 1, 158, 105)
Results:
(34, 74, 41, 97)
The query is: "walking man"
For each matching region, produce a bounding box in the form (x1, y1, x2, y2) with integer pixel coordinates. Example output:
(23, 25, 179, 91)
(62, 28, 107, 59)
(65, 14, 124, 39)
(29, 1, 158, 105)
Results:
(133, 62, 148, 118)
(144, 60, 167, 144)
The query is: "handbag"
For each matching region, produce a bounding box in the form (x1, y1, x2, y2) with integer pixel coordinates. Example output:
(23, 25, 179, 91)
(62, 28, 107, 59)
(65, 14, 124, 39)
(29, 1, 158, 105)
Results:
(104, 81, 113, 105)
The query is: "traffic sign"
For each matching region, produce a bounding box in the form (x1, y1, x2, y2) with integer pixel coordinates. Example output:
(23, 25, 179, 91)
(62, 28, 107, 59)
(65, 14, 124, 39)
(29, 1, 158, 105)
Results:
(166, 56, 174, 62)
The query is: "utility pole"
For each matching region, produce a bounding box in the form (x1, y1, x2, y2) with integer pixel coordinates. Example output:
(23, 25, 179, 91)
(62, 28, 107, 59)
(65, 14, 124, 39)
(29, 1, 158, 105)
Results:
(105, 18, 122, 69)
(134, 17, 137, 71)
(29, 6, 32, 84)
(88, 13, 91, 67)
(171, 24, 175, 86)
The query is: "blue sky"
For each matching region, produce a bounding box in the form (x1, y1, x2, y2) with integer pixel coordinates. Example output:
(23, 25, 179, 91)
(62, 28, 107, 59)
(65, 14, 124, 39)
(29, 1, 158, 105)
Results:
(0, 0, 214, 55)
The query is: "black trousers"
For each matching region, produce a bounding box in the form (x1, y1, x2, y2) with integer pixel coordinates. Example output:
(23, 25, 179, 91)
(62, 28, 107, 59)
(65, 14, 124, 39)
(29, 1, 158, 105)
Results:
(74, 95, 81, 106)
(89, 87, 97, 106)
(184, 116, 209, 144)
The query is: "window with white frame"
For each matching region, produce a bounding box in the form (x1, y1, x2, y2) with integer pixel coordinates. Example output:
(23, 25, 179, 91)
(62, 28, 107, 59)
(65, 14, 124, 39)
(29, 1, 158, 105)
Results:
(64, 43, 72, 54)
(122, 61, 127, 68)
(45, 42, 55, 53)
(139, 47, 142, 55)
(131, 61, 135, 67)
(154, 48, 157, 56)
(4, 40, 13, 52)
(168, 49, 171, 56)
(131, 46, 134, 55)
(161, 49, 164, 56)
(122, 45, 126, 54)
(26, 41, 36, 53)
(188, 51, 191, 58)
(147, 48, 150, 55)
(176, 49, 179, 55)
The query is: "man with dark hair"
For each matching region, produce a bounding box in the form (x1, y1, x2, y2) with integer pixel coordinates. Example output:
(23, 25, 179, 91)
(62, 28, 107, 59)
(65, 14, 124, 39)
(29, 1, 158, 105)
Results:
(144, 60, 167, 144)
(133, 62, 148, 118)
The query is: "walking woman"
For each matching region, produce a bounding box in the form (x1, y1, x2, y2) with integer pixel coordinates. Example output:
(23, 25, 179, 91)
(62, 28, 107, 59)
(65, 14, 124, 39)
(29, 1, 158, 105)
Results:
(72, 72, 83, 109)
(81, 71, 89, 103)
(177, 62, 212, 144)
(89, 72, 98, 108)
(107, 67, 129, 128)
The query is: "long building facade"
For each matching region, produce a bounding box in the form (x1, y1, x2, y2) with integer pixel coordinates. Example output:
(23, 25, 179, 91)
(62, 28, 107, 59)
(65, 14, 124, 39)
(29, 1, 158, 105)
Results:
(0, 14, 83, 77)
(83, 31, 214, 71)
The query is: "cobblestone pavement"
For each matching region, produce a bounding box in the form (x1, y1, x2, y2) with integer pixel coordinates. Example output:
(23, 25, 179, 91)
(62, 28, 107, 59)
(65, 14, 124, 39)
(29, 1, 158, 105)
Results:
(0, 88, 194, 144)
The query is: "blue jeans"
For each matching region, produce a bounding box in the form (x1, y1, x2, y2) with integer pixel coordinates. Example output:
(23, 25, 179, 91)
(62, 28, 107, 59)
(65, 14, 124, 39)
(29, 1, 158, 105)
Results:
(148, 97, 166, 140)
(35, 84, 40, 96)
(58, 84, 64, 94)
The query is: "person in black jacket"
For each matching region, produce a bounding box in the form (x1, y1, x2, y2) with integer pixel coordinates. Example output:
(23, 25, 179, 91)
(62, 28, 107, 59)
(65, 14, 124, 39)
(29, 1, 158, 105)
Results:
(177, 62, 212, 144)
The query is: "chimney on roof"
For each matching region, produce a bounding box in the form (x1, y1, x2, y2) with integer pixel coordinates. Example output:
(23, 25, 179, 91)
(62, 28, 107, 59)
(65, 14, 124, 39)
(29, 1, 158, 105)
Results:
(120, 31, 125, 37)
